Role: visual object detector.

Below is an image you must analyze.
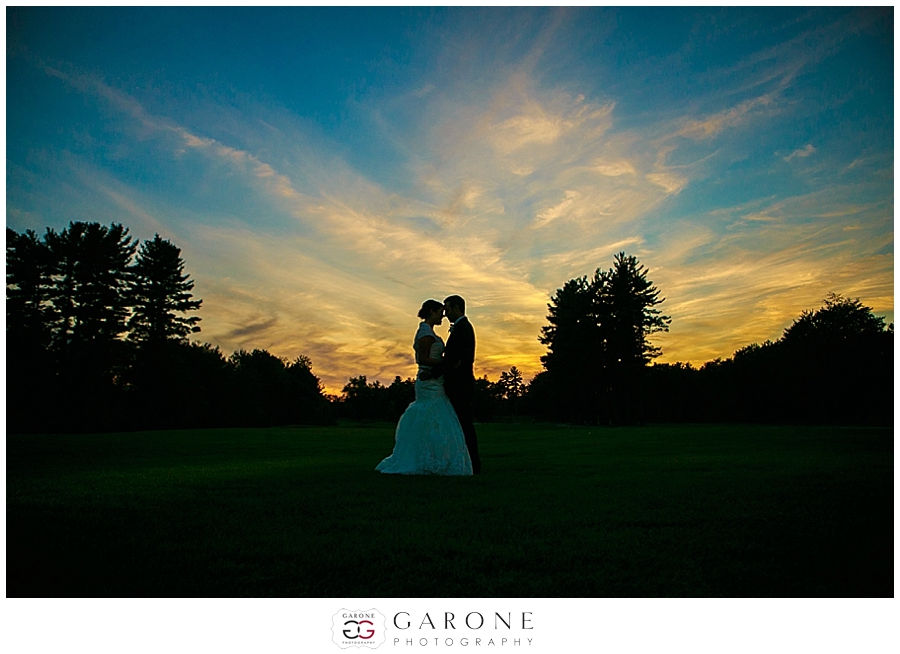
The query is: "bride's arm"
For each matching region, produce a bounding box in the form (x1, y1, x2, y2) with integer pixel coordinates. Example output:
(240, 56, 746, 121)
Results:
(416, 336, 443, 366)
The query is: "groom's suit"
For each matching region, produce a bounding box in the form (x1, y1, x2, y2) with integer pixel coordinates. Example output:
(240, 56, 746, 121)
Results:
(441, 315, 481, 474)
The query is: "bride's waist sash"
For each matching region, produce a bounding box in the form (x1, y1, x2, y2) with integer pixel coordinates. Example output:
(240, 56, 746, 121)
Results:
(416, 365, 443, 378)
(415, 377, 446, 399)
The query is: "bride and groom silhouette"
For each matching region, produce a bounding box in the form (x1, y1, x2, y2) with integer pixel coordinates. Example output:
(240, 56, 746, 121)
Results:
(376, 295, 482, 476)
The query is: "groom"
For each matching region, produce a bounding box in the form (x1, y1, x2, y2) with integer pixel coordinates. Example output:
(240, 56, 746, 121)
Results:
(435, 295, 482, 474)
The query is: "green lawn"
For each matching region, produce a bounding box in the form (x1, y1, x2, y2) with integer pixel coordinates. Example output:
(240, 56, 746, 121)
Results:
(6, 422, 893, 597)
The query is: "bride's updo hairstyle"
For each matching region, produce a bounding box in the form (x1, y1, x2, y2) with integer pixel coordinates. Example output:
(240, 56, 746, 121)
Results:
(418, 299, 443, 320)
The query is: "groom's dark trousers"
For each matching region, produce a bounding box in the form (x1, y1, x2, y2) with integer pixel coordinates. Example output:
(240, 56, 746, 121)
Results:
(442, 316, 481, 474)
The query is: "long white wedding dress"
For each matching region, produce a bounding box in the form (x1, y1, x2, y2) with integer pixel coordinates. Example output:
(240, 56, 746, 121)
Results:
(376, 322, 473, 476)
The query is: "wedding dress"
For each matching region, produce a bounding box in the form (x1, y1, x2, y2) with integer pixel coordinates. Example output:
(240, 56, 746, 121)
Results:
(376, 322, 473, 476)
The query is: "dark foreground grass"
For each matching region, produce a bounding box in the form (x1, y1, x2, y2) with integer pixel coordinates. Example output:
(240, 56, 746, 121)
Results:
(7, 422, 893, 597)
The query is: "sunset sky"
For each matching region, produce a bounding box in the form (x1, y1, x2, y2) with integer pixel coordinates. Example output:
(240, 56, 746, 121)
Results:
(6, 7, 894, 394)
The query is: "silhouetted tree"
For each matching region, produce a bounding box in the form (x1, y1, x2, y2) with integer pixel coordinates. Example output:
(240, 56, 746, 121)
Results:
(604, 253, 671, 423)
(782, 293, 887, 343)
(125, 340, 225, 430)
(493, 366, 526, 418)
(124, 343, 331, 430)
(44, 222, 136, 350)
(385, 376, 416, 421)
(286, 355, 333, 424)
(128, 234, 201, 344)
(40, 222, 136, 431)
(230, 349, 308, 426)
(643, 362, 700, 423)
(340, 376, 382, 421)
(639, 294, 892, 426)
(522, 370, 553, 420)
(777, 294, 892, 424)
(6, 228, 53, 346)
(6, 228, 57, 433)
(334, 375, 414, 422)
(472, 375, 499, 421)
(605, 253, 671, 361)
(123, 235, 204, 429)
(8, 220, 336, 433)
(538, 252, 670, 423)
(497, 366, 525, 400)
(538, 275, 600, 422)
(170, 341, 236, 428)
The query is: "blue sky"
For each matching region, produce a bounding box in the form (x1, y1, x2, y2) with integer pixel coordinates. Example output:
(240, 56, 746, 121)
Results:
(6, 7, 894, 392)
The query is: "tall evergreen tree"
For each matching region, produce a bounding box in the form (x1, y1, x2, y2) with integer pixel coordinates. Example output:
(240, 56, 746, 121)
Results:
(6, 228, 57, 433)
(497, 366, 525, 400)
(40, 222, 136, 431)
(538, 276, 601, 420)
(128, 234, 202, 344)
(537, 252, 669, 423)
(603, 252, 671, 423)
(6, 228, 53, 347)
(605, 252, 671, 365)
(496, 366, 526, 418)
(43, 221, 136, 349)
(539, 277, 596, 368)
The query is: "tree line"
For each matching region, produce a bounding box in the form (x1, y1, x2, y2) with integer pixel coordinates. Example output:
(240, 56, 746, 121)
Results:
(336, 254, 891, 427)
(638, 293, 893, 426)
(7, 223, 331, 433)
(8, 223, 892, 432)
(524, 267, 891, 427)
(332, 366, 527, 423)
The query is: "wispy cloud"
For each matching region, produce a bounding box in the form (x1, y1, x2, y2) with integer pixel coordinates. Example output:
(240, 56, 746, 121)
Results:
(676, 95, 778, 140)
(650, 189, 893, 363)
(783, 144, 816, 161)
(8, 10, 892, 391)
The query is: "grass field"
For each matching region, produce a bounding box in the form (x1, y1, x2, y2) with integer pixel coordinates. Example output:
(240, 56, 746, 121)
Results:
(6, 422, 893, 597)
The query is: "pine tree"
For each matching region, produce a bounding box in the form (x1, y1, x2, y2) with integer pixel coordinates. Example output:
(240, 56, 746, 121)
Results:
(537, 252, 670, 423)
(538, 274, 606, 422)
(605, 252, 671, 366)
(38, 222, 136, 431)
(6, 228, 53, 347)
(44, 221, 136, 349)
(603, 252, 670, 423)
(128, 234, 201, 343)
(6, 228, 57, 433)
(497, 366, 525, 400)
(539, 276, 599, 376)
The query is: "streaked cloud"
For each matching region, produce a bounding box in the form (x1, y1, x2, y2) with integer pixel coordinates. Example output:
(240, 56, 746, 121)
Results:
(676, 95, 777, 140)
(646, 172, 689, 195)
(6, 8, 892, 393)
(594, 160, 637, 177)
(783, 144, 817, 161)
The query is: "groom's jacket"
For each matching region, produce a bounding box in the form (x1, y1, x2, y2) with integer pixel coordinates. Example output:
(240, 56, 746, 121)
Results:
(441, 316, 475, 389)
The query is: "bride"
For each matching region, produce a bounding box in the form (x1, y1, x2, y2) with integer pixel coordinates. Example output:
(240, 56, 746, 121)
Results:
(376, 300, 473, 476)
